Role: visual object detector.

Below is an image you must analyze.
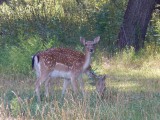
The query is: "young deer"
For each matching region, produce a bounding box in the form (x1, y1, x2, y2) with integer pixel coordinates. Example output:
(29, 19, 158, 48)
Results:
(32, 36, 100, 102)
(89, 73, 106, 98)
(96, 75, 106, 98)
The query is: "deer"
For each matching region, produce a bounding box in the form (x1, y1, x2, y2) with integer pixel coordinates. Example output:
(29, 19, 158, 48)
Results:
(32, 36, 100, 102)
(44, 60, 107, 100)
(96, 75, 106, 98)
(42, 47, 107, 100)
(89, 73, 107, 99)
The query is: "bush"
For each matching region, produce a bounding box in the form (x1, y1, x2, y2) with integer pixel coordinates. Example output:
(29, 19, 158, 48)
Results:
(0, 35, 58, 74)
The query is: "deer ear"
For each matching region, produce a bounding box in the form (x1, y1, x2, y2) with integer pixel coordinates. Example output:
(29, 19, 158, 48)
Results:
(80, 37, 86, 45)
(94, 36, 100, 44)
(102, 75, 106, 80)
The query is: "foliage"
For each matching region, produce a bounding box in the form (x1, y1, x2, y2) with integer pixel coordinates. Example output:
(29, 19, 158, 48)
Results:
(0, 0, 127, 48)
(0, 0, 129, 74)
(0, 35, 58, 74)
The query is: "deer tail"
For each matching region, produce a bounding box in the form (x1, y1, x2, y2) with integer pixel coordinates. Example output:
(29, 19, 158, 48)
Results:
(32, 54, 39, 70)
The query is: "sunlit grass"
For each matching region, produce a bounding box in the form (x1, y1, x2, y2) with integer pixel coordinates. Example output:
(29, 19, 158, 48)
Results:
(0, 55, 160, 119)
(105, 68, 160, 92)
(109, 81, 140, 91)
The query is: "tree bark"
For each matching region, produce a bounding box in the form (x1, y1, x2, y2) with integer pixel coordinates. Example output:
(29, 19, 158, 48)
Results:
(117, 0, 156, 51)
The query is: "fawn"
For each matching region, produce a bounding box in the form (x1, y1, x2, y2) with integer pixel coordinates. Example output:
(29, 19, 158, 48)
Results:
(32, 36, 100, 102)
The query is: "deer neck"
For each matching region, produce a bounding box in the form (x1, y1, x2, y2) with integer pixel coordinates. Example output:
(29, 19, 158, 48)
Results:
(83, 50, 91, 71)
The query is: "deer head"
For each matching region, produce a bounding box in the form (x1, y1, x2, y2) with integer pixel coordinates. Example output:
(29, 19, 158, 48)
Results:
(80, 36, 100, 71)
(80, 36, 100, 53)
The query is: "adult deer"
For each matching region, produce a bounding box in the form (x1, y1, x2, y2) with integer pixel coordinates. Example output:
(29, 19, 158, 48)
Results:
(32, 36, 100, 102)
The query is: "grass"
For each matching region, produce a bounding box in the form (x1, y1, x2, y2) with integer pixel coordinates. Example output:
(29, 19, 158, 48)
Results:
(0, 52, 160, 120)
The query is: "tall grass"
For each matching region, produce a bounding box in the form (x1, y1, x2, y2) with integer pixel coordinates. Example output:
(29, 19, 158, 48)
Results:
(0, 75, 160, 120)
(0, 45, 160, 119)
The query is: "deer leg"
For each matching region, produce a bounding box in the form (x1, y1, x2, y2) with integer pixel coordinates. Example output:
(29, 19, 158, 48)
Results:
(70, 76, 78, 94)
(45, 77, 51, 98)
(35, 79, 41, 102)
(62, 78, 70, 95)
(35, 75, 49, 102)
(78, 75, 85, 96)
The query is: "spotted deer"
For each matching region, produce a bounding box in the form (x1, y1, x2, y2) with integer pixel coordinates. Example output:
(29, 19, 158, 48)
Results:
(96, 75, 106, 98)
(32, 36, 100, 101)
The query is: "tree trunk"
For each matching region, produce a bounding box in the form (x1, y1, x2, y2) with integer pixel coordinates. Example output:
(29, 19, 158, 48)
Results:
(117, 0, 156, 51)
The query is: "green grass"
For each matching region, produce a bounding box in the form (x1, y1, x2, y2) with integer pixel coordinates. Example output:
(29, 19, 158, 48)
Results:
(0, 52, 160, 120)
